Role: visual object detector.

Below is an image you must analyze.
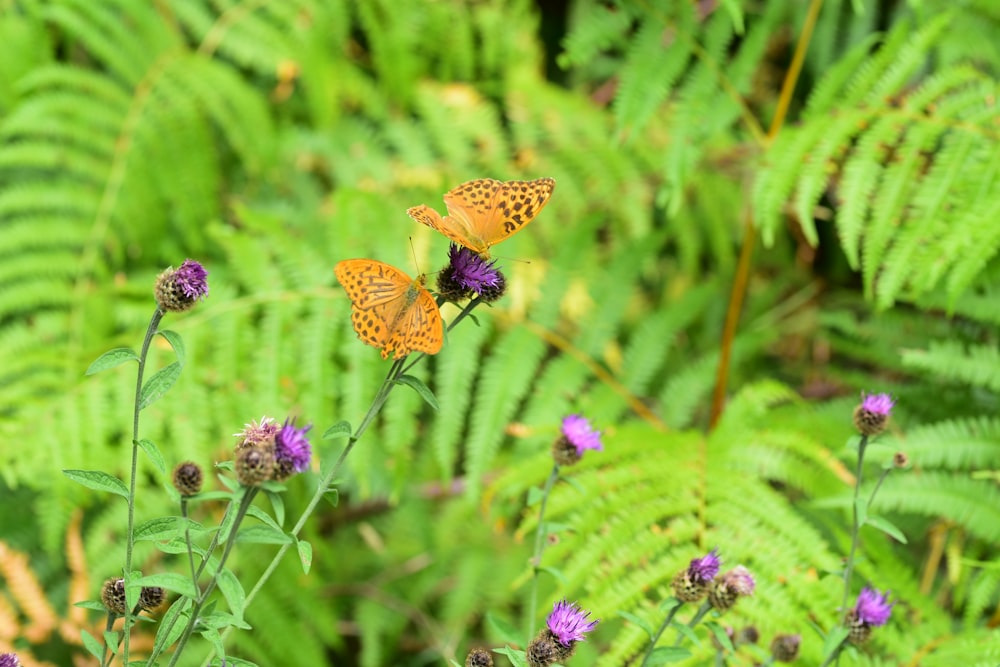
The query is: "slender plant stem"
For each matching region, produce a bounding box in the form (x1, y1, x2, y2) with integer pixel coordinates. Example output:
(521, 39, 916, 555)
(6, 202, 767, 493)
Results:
(100, 613, 117, 667)
(868, 467, 892, 507)
(674, 601, 711, 646)
(181, 500, 197, 587)
(167, 488, 259, 667)
(123, 308, 164, 664)
(639, 601, 684, 667)
(819, 637, 847, 667)
(841, 434, 869, 616)
(527, 464, 561, 639)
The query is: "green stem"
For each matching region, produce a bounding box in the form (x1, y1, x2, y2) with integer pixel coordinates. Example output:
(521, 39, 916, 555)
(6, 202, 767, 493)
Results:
(123, 308, 164, 664)
(639, 601, 684, 667)
(527, 464, 561, 639)
(100, 613, 117, 667)
(166, 487, 259, 667)
(674, 601, 711, 646)
(840, 434, 869, 617)
(819, 637, 847, 667)
(181, 499, 197, 587)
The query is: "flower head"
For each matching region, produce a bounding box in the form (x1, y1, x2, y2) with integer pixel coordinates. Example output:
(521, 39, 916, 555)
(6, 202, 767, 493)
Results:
(172, 461, 204, 497)
(437, 244, 504, 302)
(708, 566, 755, 613)
(235, 416, 279, 449)
(464, 647, 493, 667)
(552, 414, 604, 466)
(235, 444, 275, 487)
(101, 577, 127, 615)
(0, 653, 21, 667)
(689, 548, 721, 583)
(139, 586, 165, 611)
(853, 391, 895, 436)
(273, 418, 313, 480)
(770, 633, 801, 662)
(853, 587, 893, 627)
(546, 599, 599, 647)
(154, 259, 209, 312)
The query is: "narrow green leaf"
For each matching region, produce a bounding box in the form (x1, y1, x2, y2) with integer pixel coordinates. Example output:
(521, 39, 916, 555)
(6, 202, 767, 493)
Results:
(102, 630, 119, 654)
(235, 524, 292, 545)
(821, 626, 850, 661)
(297, 539, 313, 574)
(74, 600, 106, 612)
(136, 438, 166, 474)
(706, 621, 734, 651)
(494, 646, 527, 667)
(133, 572, 198, 599)
(395, 374, 439, 410)
(134, 516, 200, 541)
(157, 329, 186, 367)
(866, 514, 908, 543)
(81, 629, 103, 660)
(323, 420, 352, 439)
(617, 610, 654, 639)
(62, 469, 128, 498)
(538, 565, 568, 586)
(155, 599, 190, 649)
(246, 505, 283, 533)
(139, 361, 183, 409)
(325, 488, 340, 507)
(486, 612, 523, 646)
(216, 568, 246, 619)
(855, 496, 869, 525)
(645, 647, 693, 665)
(264, 489, 285, 526)
(85, 347, 138, 375)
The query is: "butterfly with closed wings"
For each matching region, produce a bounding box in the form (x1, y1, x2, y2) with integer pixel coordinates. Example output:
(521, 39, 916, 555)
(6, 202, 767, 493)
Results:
(407, 177, 555, 259)
(334, 259, 443, 360)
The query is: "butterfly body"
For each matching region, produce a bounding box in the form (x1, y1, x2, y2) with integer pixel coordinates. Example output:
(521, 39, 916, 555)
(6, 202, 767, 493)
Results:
(335, 259, 443, 360)
(407, 177, 555, 258)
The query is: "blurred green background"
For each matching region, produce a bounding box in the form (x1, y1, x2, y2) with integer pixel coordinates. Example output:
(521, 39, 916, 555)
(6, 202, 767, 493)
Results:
(2, 0, 1000, 665)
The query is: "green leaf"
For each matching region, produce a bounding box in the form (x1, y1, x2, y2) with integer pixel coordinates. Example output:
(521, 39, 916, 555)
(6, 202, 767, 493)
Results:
(644, 647, 693, 665)
(199, 610, 252, 631)
(526, 486, 544, 506)
(538, 565, 568, 586)
(136, 438, 166, 474)
(395, 374, 439, 410)
(102, 630, 119, 654)
(139, 361, 182, 409)
(264, 489, 285, 526)
(821, 626, 850, 661)
(297, 539, 313, 574)
(74, 600, 107, 612)
(866, 514, 908, 543)
(62, 469, 128, 498)
(154, 599, 190, 649)
(216, 568, 246, 619)
(245, 505, 284, 533)
(133, 572, 198, 599)
(235, 524, 292, 545)
(85, 347, 139, 375)
(617, 610, 654, 639)
(323, 420, 352, 439)
(486, 612, 523, 646)
(706, 621, 734, 651)
(493, 646, 527, 667)
(134, 516, 198, 541)
(324, 488, 340, 507)
(157, 329, 185, 367)
(81, 629, 103, 660)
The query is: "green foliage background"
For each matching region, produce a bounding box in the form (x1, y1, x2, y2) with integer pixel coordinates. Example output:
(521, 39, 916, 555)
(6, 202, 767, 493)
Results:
(1, 0, 999, 665)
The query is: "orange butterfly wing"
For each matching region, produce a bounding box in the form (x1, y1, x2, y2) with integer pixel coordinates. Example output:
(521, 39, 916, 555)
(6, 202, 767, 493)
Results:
(407, 177, 555, 258)
(335, 259, 443, 359)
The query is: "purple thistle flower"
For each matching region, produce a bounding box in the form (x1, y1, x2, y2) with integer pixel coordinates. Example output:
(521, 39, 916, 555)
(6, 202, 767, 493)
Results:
(174, 259, 209, 299)
(854, 587, 893, 627)
(449, 244, 501, 293)
(274, 418, 312, 477)
(861, 392, 895, 416)
(235, 416, 279, 449)
(0, 653, 21, 667)
(688, 548, 721, 583)
(546, 599, 599, 646)
(724, 565, 756, 596)
(561, 414, 603, 455)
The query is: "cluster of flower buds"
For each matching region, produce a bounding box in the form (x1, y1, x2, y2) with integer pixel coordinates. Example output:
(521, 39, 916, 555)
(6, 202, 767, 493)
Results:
(100, 577, 165, 616)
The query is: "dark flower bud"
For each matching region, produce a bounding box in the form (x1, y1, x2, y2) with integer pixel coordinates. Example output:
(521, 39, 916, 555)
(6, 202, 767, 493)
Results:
(154, 259, 209, 313)
(465, 647, 493, 667)
(893, 451, 909, 469)
(101, 577, 128, 615)
(172, 461, 203, 497)
(236, 444, 275, 486)
(708, 566, 755, 613)
(139, 586, 165, 611)
(526, 634, 560, 667)
(853, 392, 894, 437)
(736, 625, 760, 645)
(770, 633, 801, 662)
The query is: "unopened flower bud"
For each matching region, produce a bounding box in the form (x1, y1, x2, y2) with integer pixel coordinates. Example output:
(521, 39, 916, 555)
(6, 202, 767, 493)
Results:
(101, 577, 127, 615)
(770, 633, 801, 662)
(708, 566, 755, 613)
(139, 586, 165, 611)
(465, 647, 493, 667)
(172, 461, 203, 496)
(893, 451, 909, 469)
(236, 444, 275, 486)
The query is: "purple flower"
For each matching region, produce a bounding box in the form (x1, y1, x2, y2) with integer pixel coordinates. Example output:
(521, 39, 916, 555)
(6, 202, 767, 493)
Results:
(861, 392, 895, 416)
(546, 599, 599, 646)
(274, 418, 312, 477)
(723, 565, 756, 596)
(688, 548, 721, 583)
(0, 653, 21, 667)
(174, 259, 209, 299)
(235, 416, 279, 449)
(561, 414, 603, 455)
(854, 587, 893, 627)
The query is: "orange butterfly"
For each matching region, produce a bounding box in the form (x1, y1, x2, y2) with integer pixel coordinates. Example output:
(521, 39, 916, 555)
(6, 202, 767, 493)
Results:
(334, 259, 443, 360)
(407, 177, 555, 258)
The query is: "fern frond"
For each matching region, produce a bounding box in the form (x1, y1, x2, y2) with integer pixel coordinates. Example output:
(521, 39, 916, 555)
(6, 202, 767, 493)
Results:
(901, 341, 1000, 392)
